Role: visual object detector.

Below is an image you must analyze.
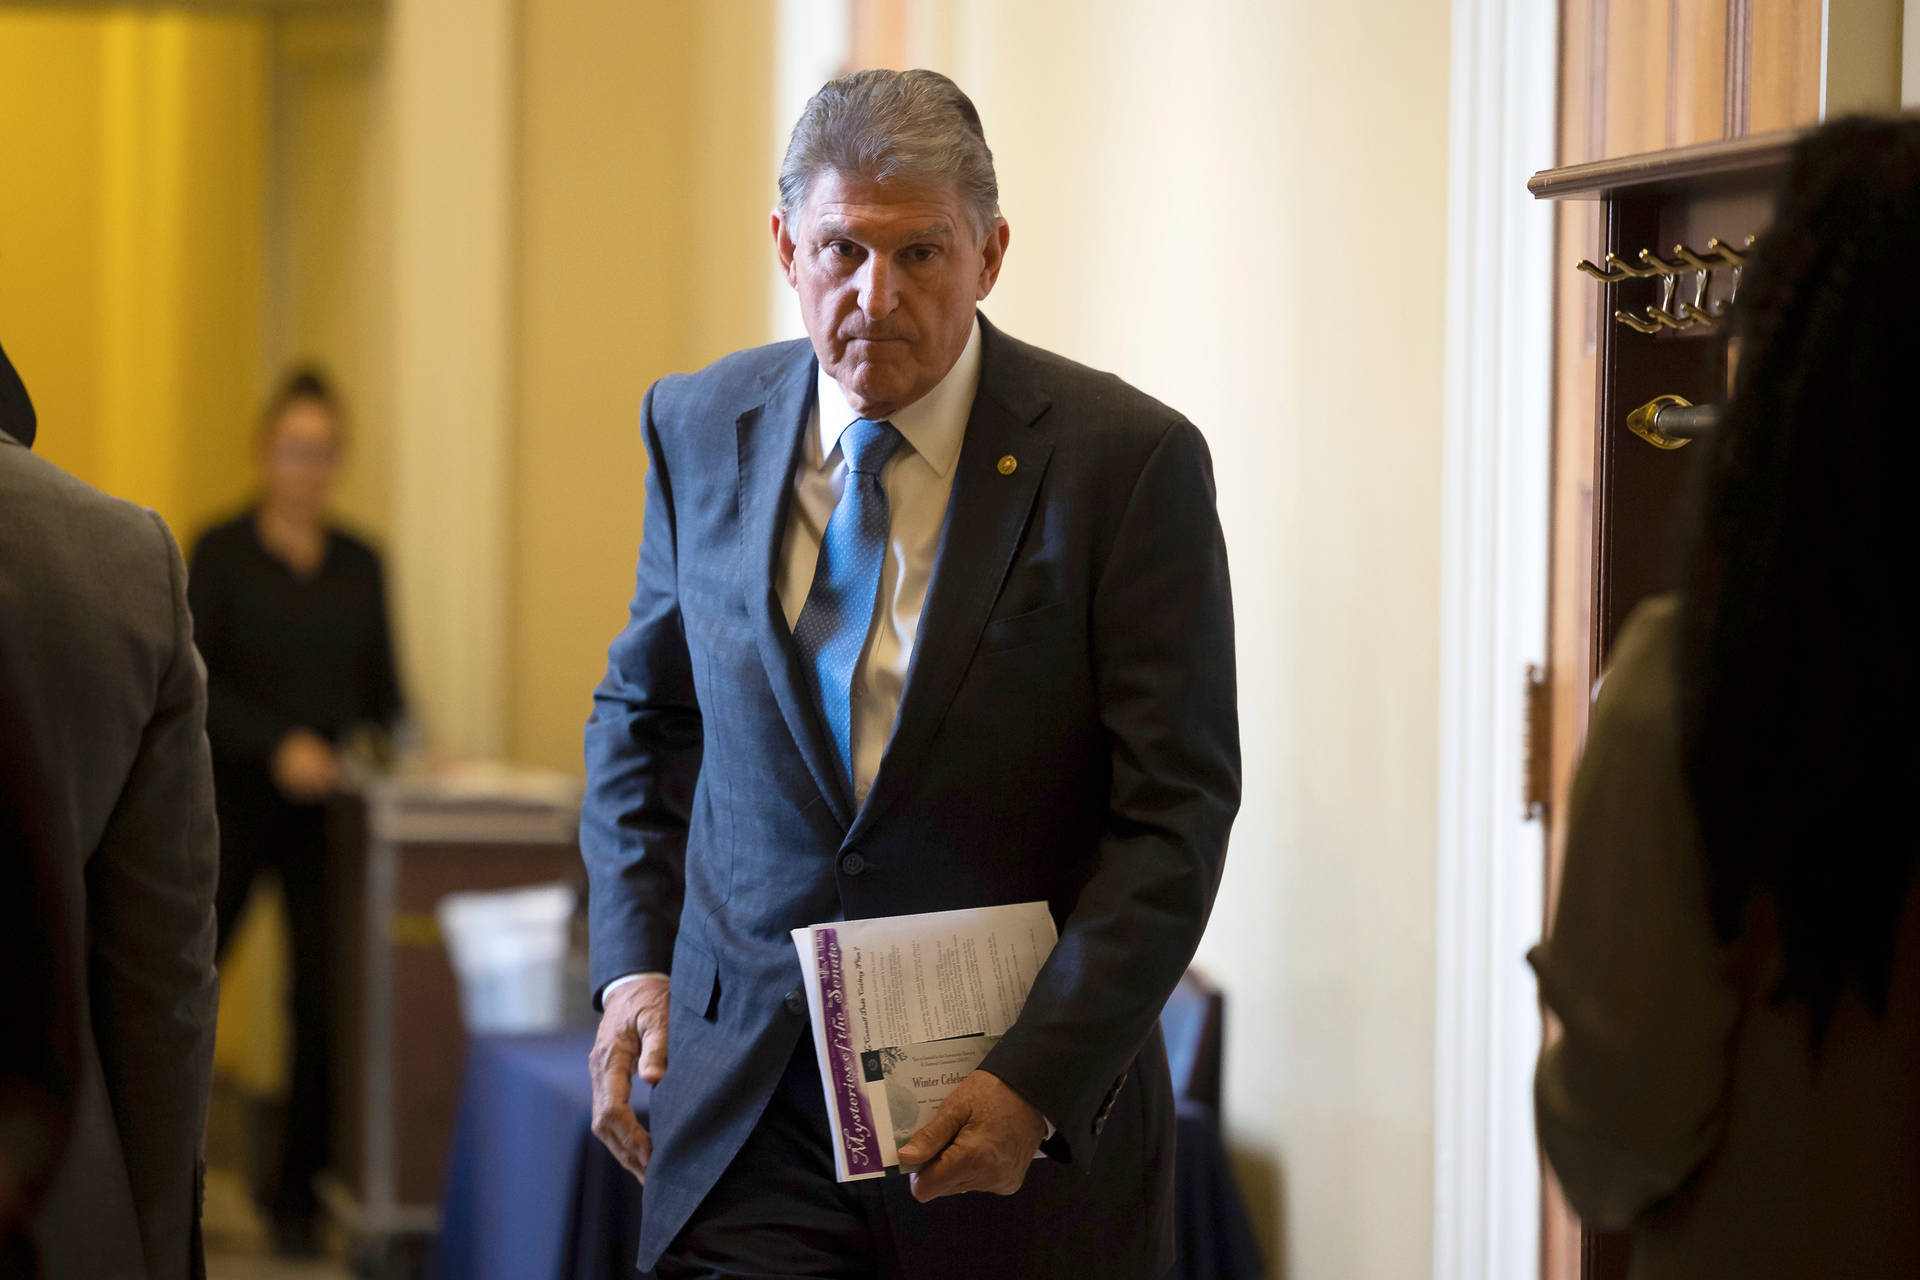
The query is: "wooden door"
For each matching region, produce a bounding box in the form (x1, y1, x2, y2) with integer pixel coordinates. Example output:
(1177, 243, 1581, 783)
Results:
(1542, 4, 1833, 1279)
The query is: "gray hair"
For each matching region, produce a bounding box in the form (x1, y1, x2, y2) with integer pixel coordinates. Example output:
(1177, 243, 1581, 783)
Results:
(778, 68, 1001, 241)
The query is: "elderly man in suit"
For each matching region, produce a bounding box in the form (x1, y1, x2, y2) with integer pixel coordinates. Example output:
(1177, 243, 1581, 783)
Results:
(0, 340, 220, 1280)
(583, 69, 1239, 1280)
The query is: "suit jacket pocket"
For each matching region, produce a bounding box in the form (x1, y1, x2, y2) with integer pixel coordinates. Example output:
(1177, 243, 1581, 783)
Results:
(669, 937, 719, 1021)
(979, 601, 1067, 655)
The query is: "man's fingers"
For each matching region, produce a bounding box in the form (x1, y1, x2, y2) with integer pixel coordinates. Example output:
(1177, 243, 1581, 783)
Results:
(897, 1097, 968, 1166)
(611, 974, 672, 1086)
(591, 1097, 655, 1181)
(908, 1137, 993, 1202)
(590, 1027, 636, 1086)
(908, 1153, 964, 1202)
(637, 1015, 670, 1085)
(589, 1000, 660, 1184)
(589, 1055, 653, 1185)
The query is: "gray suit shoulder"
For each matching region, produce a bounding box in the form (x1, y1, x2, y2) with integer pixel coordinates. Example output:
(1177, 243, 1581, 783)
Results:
(985, 325, 1201, 459)
(645, 338, 813, 436)
(2, 438, 164, 538)
(0, 442, 177, 592)
(0, 446, 181, 756)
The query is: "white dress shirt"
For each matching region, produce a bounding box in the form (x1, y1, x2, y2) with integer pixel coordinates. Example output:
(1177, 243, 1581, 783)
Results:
(604, 319, 980, 999)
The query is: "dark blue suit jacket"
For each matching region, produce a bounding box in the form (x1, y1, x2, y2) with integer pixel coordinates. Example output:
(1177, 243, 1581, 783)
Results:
(582, 315, 1240, 1276)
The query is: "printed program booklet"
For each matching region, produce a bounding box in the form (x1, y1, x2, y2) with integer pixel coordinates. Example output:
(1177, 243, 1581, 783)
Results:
(789, 900, 1058, 1182)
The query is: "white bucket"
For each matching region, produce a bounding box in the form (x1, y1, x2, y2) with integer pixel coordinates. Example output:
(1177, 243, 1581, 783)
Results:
(436, 882, 576, 1034)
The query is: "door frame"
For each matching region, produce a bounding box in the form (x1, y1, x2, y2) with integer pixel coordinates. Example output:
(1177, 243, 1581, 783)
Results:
(1432, 0, 1559, 1277)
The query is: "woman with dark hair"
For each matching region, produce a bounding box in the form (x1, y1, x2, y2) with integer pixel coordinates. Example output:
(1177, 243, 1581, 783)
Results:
(1531, 117, 1920, 1278)
(188, 367, 404, 1255)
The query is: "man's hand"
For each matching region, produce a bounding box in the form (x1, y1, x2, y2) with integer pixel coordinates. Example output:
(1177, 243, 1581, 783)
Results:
(589, 973, 670, 1183)
(896, 1068, 1047, 1203)
(271, 729, 338, 802)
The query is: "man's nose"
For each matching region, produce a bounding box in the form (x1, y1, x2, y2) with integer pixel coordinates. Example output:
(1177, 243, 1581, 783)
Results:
(858, 256, 897, 319)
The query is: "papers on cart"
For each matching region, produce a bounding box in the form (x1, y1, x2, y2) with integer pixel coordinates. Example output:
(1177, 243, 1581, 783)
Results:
(789, 900, 1058, 1182)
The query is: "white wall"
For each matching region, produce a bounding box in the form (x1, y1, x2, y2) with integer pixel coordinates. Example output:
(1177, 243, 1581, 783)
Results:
(915, 3, 1454, 1275)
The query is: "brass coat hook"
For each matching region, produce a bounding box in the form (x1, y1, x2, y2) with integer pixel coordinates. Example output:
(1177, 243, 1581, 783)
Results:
(1679, 268, 1716, 325)
(1578, 235, 1757, 335)
(1614, 309, 1664, 334)
(1637, 248, 1682, 276)
(1707, 235, 1754, 267)
(1673, 244, 1719, 273)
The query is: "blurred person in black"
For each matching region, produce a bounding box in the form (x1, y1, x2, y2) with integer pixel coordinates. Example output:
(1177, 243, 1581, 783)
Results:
(188, 366, 403, 1255)
(1531, 117, 1920, 1278)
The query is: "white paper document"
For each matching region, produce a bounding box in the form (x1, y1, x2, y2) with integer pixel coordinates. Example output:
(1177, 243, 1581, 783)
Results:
(790, 900, 1058, 1182)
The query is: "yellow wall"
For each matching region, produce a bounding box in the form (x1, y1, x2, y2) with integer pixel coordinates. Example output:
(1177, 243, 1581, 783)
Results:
(916, 3, 1452, 1274)
(509, 0, 777, 772)
(0, 11, 108, 482)
(0, 6, 266, 542)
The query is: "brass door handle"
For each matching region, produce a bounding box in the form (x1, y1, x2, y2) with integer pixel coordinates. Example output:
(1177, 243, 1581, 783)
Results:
(1626, 394, 1719, 450)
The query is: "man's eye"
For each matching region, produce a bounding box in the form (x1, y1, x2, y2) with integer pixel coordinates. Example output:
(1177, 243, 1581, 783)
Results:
(829, 241, 860, 259)
(908, 247, 938, 263)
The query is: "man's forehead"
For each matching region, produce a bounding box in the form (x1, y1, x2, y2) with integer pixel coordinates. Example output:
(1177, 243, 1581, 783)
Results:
(810, 211, 957, 243)
(800, 173, 968, 240)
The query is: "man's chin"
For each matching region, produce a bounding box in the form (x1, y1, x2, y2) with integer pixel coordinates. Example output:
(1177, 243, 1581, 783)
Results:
(832, 364, 922, 418)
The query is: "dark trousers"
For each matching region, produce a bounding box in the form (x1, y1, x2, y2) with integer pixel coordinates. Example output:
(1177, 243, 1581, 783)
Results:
(654, 1037, 1164, 1280)
(653, 1039, 900, 1280)
(213, 784, 332, 1223)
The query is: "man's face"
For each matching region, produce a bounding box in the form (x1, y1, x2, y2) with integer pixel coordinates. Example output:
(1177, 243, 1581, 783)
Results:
(774, 170, 1009, 420)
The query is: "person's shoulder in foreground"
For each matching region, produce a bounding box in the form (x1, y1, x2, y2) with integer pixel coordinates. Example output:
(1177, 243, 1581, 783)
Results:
(0, 338, 219, 1280)
(2, 430, 167, 547)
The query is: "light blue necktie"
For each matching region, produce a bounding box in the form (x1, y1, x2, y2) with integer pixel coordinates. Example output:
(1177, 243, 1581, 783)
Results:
(792, 417, 905, 794)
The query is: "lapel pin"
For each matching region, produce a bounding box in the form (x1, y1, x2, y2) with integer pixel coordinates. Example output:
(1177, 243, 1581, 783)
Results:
(997, 455, 1018, 476)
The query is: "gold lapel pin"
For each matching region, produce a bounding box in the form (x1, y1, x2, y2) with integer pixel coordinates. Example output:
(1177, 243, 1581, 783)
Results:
(997, 455, 1018, 475)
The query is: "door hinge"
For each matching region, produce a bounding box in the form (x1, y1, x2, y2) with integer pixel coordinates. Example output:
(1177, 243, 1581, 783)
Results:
(1524, 663, 1551, 821)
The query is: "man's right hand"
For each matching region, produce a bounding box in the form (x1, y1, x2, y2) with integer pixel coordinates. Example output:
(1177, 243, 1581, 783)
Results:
(589, 973, 670, 1183)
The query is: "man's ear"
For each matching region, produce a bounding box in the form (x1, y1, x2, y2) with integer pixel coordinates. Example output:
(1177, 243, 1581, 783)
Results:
(977, 218, 1011, 301)
(772, 208, 799, 286)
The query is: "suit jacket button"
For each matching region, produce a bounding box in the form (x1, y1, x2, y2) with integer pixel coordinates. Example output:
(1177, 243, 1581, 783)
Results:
(839, 850, 866, 876)
(785, 989, 805, 1015)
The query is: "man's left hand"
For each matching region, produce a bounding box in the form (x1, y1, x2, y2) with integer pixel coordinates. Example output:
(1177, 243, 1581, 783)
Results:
(897, 1068, 1047, 1202)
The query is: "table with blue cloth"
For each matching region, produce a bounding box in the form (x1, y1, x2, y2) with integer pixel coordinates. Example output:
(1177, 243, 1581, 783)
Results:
(431, 1031, 646, 1280)
(432, 1030, 1261, 1280)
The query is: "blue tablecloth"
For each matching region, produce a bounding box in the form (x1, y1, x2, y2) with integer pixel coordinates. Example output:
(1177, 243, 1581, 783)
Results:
(432, 1030, 1261, 1280)
(429, 1031, 646, 1280)
(1168, 1102, 1263, 1280)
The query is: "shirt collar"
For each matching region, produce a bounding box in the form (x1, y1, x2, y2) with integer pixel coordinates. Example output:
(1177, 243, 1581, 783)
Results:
(813, 315, 979, 479)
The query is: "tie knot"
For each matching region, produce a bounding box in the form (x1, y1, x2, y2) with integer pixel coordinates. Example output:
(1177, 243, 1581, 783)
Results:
(841, 418, 904, 476)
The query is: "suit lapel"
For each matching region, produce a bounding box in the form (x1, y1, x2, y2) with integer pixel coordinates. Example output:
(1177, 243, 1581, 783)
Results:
(736, 348, 856, 830)
(850, 324, 1054, 844)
